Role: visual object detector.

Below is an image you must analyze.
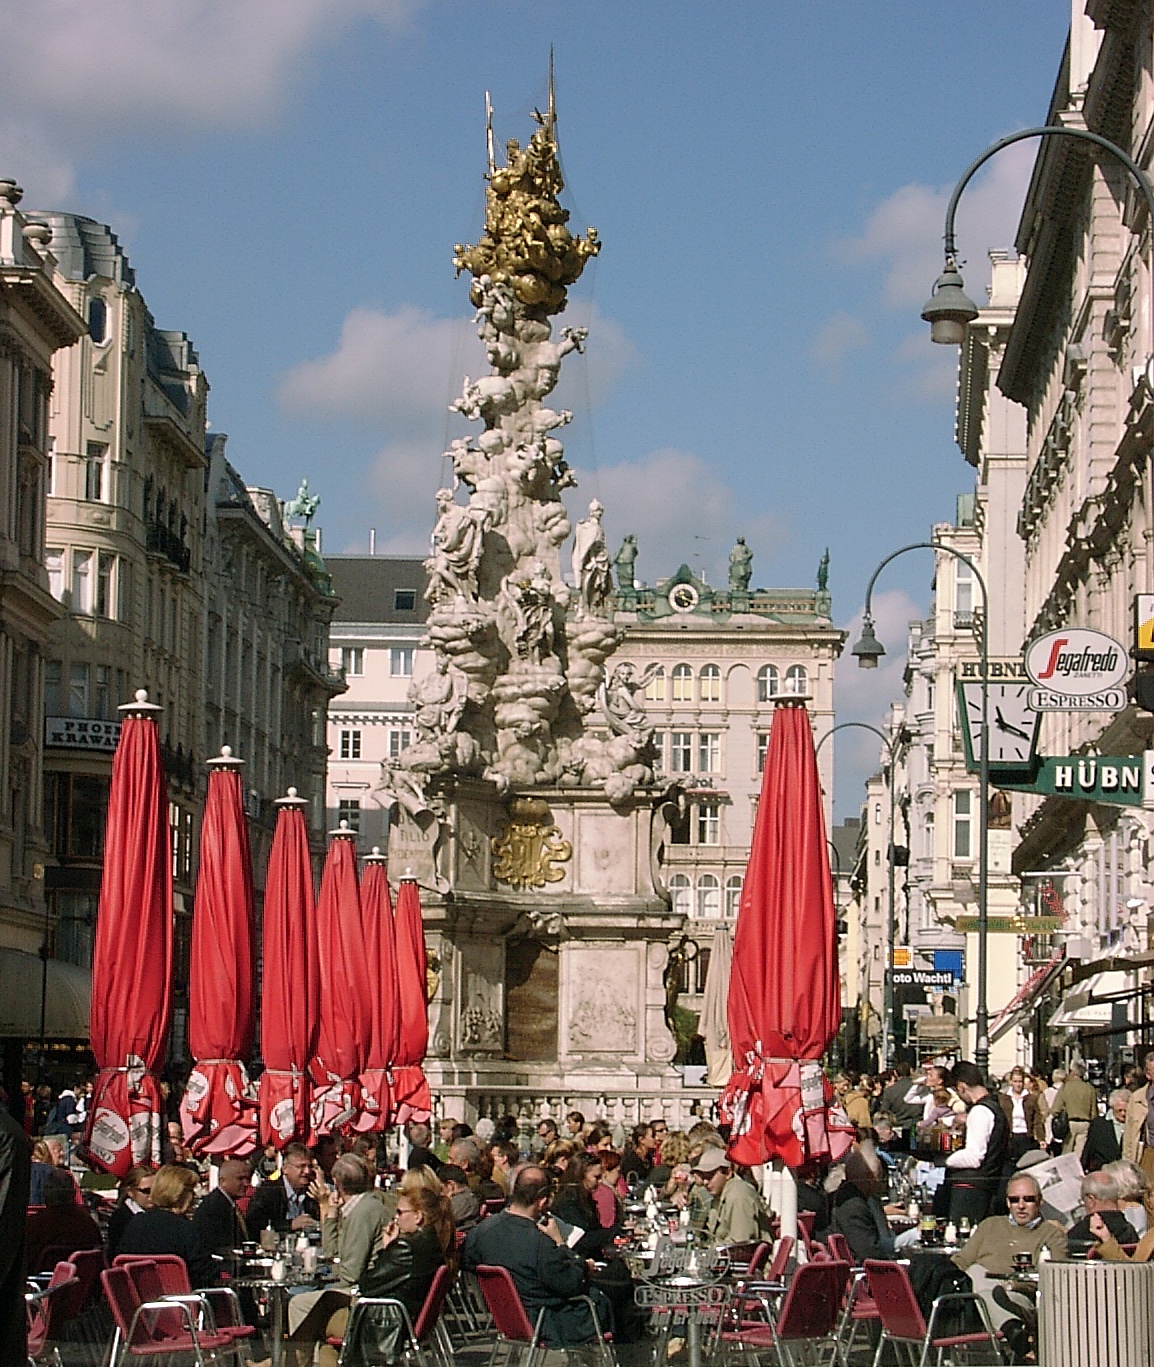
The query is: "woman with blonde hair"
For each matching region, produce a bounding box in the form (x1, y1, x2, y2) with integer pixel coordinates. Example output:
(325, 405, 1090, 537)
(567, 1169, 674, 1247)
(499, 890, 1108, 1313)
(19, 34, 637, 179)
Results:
(1102, 1159, 1150, 1235)
(118, 1163, 216, 1285)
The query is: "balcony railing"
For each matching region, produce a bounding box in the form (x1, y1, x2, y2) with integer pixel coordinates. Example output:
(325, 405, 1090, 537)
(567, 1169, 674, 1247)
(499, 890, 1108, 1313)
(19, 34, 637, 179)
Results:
(145, 521, 191, 572)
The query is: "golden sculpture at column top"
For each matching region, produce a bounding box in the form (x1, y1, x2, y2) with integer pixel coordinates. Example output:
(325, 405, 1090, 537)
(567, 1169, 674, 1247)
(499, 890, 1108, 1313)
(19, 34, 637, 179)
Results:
(453, 81, 600, 315)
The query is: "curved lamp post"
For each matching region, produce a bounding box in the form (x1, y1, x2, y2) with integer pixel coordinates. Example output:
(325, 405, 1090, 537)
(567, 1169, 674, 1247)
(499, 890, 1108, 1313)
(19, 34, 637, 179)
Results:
(817, 721, 902, 1068)
(922, 125, 1154, 345)
(853, 543, 991, 1071)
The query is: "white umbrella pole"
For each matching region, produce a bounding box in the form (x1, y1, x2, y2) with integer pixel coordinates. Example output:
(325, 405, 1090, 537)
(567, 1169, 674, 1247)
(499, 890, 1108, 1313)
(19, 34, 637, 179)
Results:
(776, 1160, 798, 1243)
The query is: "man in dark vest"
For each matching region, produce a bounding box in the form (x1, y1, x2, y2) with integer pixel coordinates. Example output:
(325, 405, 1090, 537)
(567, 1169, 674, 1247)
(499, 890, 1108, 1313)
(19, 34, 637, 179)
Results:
(0, 1103, 31, 1357)
(944, 1061, 1009, 1225)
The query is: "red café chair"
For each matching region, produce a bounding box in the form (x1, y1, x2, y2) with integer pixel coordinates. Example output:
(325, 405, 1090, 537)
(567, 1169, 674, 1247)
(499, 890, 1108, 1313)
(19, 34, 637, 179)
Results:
(480, 1198, 507, 1218)
(101, 1264, 233, 1367)
(329, 1263, 455, 1367)
(114, 1253, 255, 1345)
(825, 1232, 855, 1266)
(765, 1235, 795, 1284)
(720, 1259, 851, 1366)
(864, 1258, 1004, 1367)
(474, 1263, 613, 1367)
(26, 1259, 82, 1365)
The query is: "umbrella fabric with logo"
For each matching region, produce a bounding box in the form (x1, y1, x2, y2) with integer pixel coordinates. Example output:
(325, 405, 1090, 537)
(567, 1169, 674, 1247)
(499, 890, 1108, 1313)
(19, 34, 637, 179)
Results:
(391, 876, 431, 1124)
(356, 852, 401, 1132)
(180, 755, 258, 1156)
(258, 791, 319, 1148)
(81, 695, 172, 1177)
(311, 830, 372, 1134)
(722, 699, 854, 1168)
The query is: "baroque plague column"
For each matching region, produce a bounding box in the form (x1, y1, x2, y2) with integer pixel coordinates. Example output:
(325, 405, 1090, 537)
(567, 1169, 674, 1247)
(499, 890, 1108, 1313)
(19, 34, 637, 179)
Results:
(381, 94, 687, 1116)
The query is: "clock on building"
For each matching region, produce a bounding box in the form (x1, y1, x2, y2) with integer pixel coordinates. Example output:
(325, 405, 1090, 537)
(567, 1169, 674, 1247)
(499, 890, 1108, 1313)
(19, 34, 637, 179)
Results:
(669, 583, 700, 613)
(956, 681, 1041, 770)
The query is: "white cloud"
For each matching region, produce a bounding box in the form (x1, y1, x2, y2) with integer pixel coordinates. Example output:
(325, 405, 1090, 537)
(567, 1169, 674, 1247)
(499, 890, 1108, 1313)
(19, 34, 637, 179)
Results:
(833, 588, 924, 818)
(0, 121, 76, 207)
(570, 447, 784, 588)
(839, 138, 1035, 309)
(810, 311, 870, 374)
(886, 331, 959, 406)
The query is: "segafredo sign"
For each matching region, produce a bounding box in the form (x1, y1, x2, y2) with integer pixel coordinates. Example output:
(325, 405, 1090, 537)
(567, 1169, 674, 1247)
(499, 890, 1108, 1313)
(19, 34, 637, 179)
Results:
(1024, 628, 1128, 705)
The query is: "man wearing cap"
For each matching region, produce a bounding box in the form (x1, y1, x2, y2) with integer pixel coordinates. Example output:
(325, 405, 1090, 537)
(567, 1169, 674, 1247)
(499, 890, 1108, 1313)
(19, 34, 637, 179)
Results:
(693, 1149, 773, 1245)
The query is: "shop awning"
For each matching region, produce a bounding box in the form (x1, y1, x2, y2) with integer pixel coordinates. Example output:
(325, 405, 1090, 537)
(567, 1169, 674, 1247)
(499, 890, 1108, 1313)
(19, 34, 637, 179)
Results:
(0, 950, 91, 1039)
(1049, 970, 1132, 1029)
(990, 952, 1066, 1045)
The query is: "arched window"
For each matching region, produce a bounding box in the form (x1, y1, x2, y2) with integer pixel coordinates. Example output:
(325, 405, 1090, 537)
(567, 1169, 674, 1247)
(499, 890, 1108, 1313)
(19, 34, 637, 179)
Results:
(669, 874, 691, 916)
(88, 297, 108, 345)
(756, 664, 779, 703)
(696, 874, 720, 919)
(699, 664, 721, 702)
(645, 666, 666, 702)
(671, 664, 693, 702)
(725, 875, 743, 918)
(784, 664, 808, 695)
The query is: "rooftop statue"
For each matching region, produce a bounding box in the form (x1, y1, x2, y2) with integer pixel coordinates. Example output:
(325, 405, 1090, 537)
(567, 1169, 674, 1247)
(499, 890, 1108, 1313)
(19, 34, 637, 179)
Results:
(817, 547, 830, 593)
(283, 478, 320, 526)
(728, 536, 753, 592)
(615, 534, 638, 590)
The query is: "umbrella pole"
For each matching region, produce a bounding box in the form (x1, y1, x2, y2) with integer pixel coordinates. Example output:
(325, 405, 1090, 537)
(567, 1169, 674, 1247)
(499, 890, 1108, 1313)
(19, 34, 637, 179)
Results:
(768, 1159, 798, 1242)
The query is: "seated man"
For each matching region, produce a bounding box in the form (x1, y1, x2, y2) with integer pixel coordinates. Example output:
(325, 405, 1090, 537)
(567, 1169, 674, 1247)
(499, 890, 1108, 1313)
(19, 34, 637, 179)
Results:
(247, 1143, 319, 1235)
(440, 1164, 481, 1230)
(192, 1158, 252, 1253)
(1066, 1170, 1139, 1256)
(952, 1173, 1067, 1330)
(462, 1165, 604, 1348)
(693, 1149, 773, 1245)
(25, 1168, 101, 1270)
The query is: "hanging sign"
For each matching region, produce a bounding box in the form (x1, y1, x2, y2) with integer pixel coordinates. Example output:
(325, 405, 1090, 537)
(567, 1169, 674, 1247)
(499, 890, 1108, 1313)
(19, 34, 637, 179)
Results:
(1024, 628, 1128, 711)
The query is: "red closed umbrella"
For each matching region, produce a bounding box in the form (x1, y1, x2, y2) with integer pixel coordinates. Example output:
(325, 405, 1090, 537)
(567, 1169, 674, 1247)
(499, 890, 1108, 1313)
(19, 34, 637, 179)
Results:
(356, 847, 401, 1132)
(392, 874, 431, 1124)
(81, 691, 172, 1177)
(311, 826, 372, 1134)
(721, 699, 854, 1167)
(179, 748, 257, 1156)
(259, 788, 319, 1149)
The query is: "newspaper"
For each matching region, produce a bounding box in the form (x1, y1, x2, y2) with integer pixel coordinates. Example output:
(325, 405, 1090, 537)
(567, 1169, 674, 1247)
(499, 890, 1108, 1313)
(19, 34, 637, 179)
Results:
(1020, 1152, 1085, 1217)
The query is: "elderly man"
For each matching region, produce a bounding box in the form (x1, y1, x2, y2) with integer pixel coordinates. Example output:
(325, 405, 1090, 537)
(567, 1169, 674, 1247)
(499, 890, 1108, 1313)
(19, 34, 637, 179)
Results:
(247, 1143, 319, 1234)
(462, 1165, 606, 1348)
(1084, 1089, 1130, 1171)
(953, 1173, 1067, 1333)
(693, 1149, 773, 1244)
(193, 1159, 252, 1253)
(1066, 1170, 1139, 1255)
(1049, 1060, 1098, 1159)
(1123, 1048, 1154, 1175)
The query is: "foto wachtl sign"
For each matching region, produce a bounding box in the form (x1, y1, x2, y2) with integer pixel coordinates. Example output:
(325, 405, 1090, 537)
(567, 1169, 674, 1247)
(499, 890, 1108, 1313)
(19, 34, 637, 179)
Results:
(1024, 627, 1128, 711)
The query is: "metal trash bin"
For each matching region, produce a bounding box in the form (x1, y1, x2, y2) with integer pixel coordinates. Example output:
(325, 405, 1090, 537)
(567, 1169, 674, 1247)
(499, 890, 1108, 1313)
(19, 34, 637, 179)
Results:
(1038, 1259, 1154, 1366)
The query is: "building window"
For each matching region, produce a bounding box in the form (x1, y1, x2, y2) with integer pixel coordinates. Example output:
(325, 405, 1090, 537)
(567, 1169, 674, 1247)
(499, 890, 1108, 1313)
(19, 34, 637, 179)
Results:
(394, 589, 417, 611)
(341, 647, 364, 676)
(784, 664, 808, 695)
(46, 548, 64, 602)
(696, 873, 720, 919)
(68, 663, 89, 717)
(670, 732, 692, 773)
(645, 666, 666, 702)
(725, 874, 743, 918)
(757, 733, 770, 773)
(698, 732, 720, 773)
(46, 439, 56, 496)
(952, 790, 972, 859)
(96, 551, 115, 618)
(699, 664, 721, 702)
(955, 559, 974, 626)
(697, 801, 720, 845)
(71, 550, 94, 614)
(390, 647, 414, 676)
(671, 664, 693, 702)
(93, 665, 112, 720)
(88, 297, 108, 345)
(668, 805, 691, 845)
(924, 812, 934, 857)
(757, 664, 779, 702)
(874, 803, 882, 824)
(669, 874, 691, 916)
(337, 798, 362, 832)
(45, 660, 62, 716)
(84, 442, 108, 502)
(339, 729, 362, 760)
(389, 729, 412, 758)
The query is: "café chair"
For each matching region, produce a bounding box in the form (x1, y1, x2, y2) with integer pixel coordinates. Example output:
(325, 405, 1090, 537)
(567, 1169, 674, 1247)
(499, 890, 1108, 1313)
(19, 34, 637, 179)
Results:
(26, 1259, 82, 1366)
(474, 1263, 613, 1367)
(718, 1259, 850, 1366)
(329, 1264, 454, 1367)
(114, 1252, 254, 1345)
(101, 1264, 233, 1367)
(864, 1258, 1005, 1367)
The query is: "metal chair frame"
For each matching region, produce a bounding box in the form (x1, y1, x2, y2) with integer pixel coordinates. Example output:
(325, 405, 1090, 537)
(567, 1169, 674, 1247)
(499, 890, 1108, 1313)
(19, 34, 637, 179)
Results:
(474, 1263, 614, 1367)
(864, 1261, 1005, 1367)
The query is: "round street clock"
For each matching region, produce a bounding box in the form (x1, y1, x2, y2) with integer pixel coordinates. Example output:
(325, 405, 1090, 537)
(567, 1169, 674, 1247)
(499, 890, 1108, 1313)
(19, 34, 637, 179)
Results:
(669, 583, 699, 613)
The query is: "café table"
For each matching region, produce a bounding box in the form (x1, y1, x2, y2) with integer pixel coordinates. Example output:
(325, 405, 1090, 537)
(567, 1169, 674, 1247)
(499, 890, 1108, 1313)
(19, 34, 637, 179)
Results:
(229, 1254, 335, 1367)
(632, 1245, 730, 1367)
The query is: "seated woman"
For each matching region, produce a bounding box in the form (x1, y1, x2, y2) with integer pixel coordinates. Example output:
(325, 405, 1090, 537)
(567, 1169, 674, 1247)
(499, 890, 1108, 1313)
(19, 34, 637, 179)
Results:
(106, 1165, 155, 1257)
(830, 1146, 896, 1262)
(551, 1153, 619, 1259)
(118, 1163, 218, 1287)
(1089, 1182, 1154, 1262)
(324, 1185, 452, 1367)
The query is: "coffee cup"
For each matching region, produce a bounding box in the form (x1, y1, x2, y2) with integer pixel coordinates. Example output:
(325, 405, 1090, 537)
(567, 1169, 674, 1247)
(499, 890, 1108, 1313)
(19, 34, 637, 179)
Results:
(271, 1258, 287, 1282)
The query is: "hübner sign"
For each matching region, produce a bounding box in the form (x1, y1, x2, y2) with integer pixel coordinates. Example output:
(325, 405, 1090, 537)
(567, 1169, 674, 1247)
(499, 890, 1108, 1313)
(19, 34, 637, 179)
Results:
(1024, 627, 1128, 711)
(45, 717, 120, 751)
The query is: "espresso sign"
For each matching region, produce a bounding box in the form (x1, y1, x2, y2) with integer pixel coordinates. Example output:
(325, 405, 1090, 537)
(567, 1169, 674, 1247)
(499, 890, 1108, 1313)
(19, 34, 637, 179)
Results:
(1024, 628, 1128, 697)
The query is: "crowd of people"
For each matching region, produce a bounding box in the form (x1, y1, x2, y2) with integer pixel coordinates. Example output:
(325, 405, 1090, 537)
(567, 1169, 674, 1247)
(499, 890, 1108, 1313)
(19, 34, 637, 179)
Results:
(9, 1049, 1154, 1364)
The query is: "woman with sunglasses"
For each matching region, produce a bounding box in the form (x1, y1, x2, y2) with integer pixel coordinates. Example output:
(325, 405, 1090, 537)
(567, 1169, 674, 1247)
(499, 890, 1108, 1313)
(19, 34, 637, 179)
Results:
(106, 1164, 155, 1256)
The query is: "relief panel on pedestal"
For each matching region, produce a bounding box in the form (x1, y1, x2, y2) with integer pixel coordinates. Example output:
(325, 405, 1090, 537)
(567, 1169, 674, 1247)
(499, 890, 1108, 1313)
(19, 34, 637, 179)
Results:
(562, 945, 639, 1056)
(456, 938, 505, 1055)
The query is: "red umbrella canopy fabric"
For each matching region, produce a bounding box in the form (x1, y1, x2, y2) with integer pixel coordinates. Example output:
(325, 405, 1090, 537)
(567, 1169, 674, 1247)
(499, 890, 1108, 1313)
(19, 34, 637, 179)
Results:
(722, 699, 854, 1168)
(311, 828, 372, 1134)
(81, 693, 172, 1177)
(356, 850, 400, 1132)
(179, 751, 257, 1157)
(392, 875, 431, 1124)
(259, 790, 319, 1149)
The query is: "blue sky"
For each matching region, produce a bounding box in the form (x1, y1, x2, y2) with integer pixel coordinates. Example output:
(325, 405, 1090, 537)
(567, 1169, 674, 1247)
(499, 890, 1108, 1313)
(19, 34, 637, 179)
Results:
(2, 0, 1072, 814)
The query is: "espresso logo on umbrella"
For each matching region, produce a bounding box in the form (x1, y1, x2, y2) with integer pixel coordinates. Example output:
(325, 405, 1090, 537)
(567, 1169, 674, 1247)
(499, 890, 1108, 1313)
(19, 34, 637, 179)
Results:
(91, 1108, 130, 1162)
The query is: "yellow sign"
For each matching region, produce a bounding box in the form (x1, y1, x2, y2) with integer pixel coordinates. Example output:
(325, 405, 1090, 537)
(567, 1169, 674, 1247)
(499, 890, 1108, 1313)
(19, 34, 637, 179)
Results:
(1135, 594, 1154, 660)
(893, 946, 913, 968)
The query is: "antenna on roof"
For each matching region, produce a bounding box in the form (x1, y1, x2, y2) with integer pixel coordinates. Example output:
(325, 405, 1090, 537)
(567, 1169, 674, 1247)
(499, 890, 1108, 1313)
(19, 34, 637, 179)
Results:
(485, 91, 495, 175)
(369, 529, 376, 556)
(548, 48, 556, 137)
